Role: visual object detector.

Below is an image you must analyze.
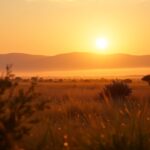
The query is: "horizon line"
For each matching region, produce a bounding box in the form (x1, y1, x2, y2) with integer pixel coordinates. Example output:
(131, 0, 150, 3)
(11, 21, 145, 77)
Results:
(0, 51, 150, 57)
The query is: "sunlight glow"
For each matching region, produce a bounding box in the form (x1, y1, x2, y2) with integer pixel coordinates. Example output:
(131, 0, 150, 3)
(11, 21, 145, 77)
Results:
(95, 38, 108, 52)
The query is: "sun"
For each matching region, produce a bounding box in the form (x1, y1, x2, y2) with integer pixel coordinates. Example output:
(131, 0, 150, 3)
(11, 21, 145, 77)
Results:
(95, 38, 108, 52)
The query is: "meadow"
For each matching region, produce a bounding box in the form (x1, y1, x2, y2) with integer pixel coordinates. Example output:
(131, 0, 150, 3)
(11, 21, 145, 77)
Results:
(1, 70, 150, 150)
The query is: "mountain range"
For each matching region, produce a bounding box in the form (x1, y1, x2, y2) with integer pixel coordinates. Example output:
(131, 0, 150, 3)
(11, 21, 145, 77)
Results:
(0, 52, 150, 72)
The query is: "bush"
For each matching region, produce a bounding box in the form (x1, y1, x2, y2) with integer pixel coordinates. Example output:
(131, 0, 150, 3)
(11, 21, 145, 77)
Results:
(0, 66, 49, 150)
(123, 79, 132, 84)
(31, 76, 39, 82)
(100, 80, 132, 101)
(0, 65, 14, 94)
(142, 75, 150, 85)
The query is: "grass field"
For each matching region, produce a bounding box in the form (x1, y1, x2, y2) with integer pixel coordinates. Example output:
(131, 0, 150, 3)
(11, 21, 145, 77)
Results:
(1, 78, 150, 150)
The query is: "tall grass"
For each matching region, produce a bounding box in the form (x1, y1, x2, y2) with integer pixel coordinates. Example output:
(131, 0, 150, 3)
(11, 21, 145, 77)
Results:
(0, 68, 150, 149)
(34, 97, 150, 150)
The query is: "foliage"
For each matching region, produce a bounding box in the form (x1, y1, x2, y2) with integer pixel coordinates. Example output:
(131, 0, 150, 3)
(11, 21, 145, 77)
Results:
(142, 75, 150, 85)
(123, 79, 132, 84)
(100, 80, 132, 101)
(31, 77, 39, 83)
(0, 65, 14, 94)
(0, 66, 49, 150)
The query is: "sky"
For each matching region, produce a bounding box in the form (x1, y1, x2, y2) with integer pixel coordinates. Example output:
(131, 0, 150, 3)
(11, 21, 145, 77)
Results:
(0, 0, 150, 55)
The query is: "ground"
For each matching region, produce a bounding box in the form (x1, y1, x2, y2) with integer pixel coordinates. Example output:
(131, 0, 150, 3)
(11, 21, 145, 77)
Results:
(2, 78, 150, 150)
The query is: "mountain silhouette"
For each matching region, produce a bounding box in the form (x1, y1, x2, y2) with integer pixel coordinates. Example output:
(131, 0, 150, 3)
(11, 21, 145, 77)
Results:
(0, 52, 150, 72)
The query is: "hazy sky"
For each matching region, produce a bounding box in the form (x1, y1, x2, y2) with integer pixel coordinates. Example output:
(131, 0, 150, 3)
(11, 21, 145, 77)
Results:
(0, 0, 150, 55)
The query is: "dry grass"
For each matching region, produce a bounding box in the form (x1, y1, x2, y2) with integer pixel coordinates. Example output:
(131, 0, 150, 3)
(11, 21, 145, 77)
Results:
(1, 78, 150, 150)
(16, 79, 150, 150)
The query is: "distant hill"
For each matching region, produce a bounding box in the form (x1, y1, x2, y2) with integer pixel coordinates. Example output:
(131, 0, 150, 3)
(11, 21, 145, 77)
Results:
(0, 52, 150, 72)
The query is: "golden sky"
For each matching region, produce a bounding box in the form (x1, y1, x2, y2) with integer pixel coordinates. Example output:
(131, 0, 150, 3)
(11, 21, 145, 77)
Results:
(0, 0, 150, 55)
